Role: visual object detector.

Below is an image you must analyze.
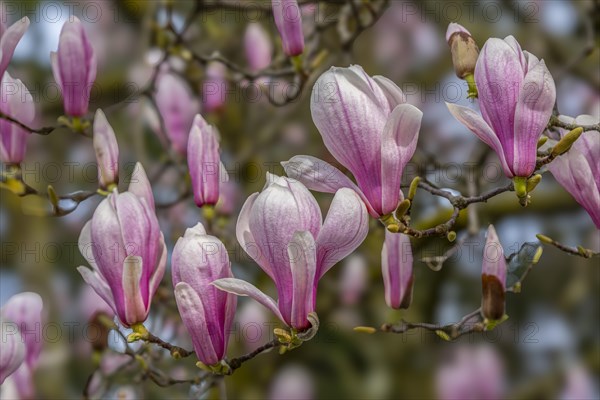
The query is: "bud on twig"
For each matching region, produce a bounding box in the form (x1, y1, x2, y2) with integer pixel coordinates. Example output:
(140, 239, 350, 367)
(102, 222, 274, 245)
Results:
(446, 23, 479, 97)
(551, 127, 583, 156)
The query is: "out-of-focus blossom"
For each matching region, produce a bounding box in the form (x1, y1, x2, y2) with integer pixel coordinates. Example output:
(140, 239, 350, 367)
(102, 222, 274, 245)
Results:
(436, 345, 505, 400)
(1, 292, 44, 399)
(80, 285, 114, 322)
(0, 318, 25, 385)
(547, 115, 600, 228)
(214, 174, 368, 330)
(283, 65, 422, 218)
(171, 223, 237, 366)
(127, 162, 154, 210)
(0, 72, 34, 164)
(215, 179, 239, 215)
(272, 0, 305, 56)
(339, 255, 367, 306)
(0, 12, 29, 79)
(236, 300, 270, 351)
(244, 23, 272, 71)
(382, 231, 414, 309)
(561, 363, 599, 400)
(447, 36, 556, 179)
(481, 225, 507, 321)
(155, 72, 198, 155)
(203, 62, 227, 113)
(51, 17, 97, 117)
(92, 109, 119, 189)
(446, 22, 479, 79)
(187, 114, 227, 208)
(268, 364, 314, 400)
(77, 190, 166, 327)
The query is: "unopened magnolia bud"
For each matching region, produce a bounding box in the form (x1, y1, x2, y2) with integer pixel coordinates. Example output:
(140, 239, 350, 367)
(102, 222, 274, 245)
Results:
(536, 234, 553, 244)
(551, 127, 583, 156)
(395, 199, 411, 218)
(447, 231, 457, 242)
(526, 174, 542, 193)
(481, 225, 507, 321)
(446, 23, 479, 79)
(537, 136, 548, 148)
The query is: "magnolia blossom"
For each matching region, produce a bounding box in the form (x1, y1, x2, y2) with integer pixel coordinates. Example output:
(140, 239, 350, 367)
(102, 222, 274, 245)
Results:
(447, 36, 556, 178)
(0, 72, 34, 164)
(187, 114, 227, 208)
(547, 115, 599, 228)
(51, 17, 97, 116)
(171, 224, 237, 366)
(481, 225, 507, 321)
(214, 174, 368, 330)
(203, 62, 227, 113)
(445, 22, 479, 79)
(1, 292, 44, 398)
(0, 14, 30, 79)
(77, 190, 166, 327)
(436, 345, 505, 400)
(382, 231, 414, 309)
(154, 72, 198, 155)
(244, 23, 272, 71)
(272, 0, 304, 56)
(339, 255, 367, 306)
(0, 317, 25, 385)
(92, 109, 119, 189)
(283, 65, 422, 218)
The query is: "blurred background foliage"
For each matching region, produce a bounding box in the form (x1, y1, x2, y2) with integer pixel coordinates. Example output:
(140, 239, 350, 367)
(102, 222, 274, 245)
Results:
(1, 0, 599, 399)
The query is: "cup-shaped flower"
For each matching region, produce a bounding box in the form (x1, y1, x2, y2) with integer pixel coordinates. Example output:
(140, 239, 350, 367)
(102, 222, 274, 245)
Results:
(447, 36, 556, 179)
(445, 22, 479, 79)
(272, 0, 304, 56)
(214, 174, 369, 331)
(171, 223, 237, 366)
(203, 62, 227, 113)
(282, 65, 422, 218)
(547, 115, 599, 228)
(481, 225, 507, 321)
(128, 162, 154, 210)
(77, 190, 166, 327)
(382, 231, 414, 309)
(244, 23, 272, 71)
(0, 14, 30, 79)
(187, 114, 227, 208)
(93, 109, 119, 189)
(51, 16, 97, 117)
(0, 317, 25, 385)
(155, 72, 198, 155)
(0, 72, 34, 164)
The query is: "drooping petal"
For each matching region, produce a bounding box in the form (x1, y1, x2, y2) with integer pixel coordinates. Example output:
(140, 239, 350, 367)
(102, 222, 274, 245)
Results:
(380, 104, 422, 215)
(381, 232, 414, 309)
(174, 282, 219, 366)
(288, 231, 317, 330)
(77, 266, 115, 313)
(212, 278, 285, 324)
(0, 16, 30, 78)
(446, 102, 513, 177)
(315, 188, 368, 279)
(512, 60, 556, 177)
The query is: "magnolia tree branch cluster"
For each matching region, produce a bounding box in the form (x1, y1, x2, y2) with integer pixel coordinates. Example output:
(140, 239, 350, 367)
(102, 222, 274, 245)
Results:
(0, 0, 598, 398)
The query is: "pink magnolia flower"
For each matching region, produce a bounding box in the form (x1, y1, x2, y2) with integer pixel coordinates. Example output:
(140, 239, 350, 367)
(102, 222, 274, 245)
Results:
(128, 162, 154, 210)
(51, 17, 97, 117)
(1, 292, 44, 399)
(171, 223, 237, 366)
(339, 255, 367, 306)
(283, 65, 422, 218)
(214, 174, 368, 330)
(154, 72, 198, 155)
(187, 114, 227, 208)
(447, 36, 556, 178)
(547, 115, 599, 228)
(244, 23, 272, 71)
(0, 317, 25, 385)
(92, 109, 119, 189)
(0, 72, 34, 164)
(272, 0, 305, 56)
(481, 225, 507, 321)
(382, 231, 414, 309)
(77, 190, 166, 327)
(0, 12, 30, 79)
(203, 62, 227, 113)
